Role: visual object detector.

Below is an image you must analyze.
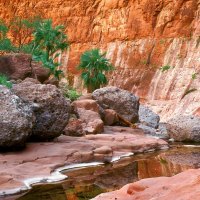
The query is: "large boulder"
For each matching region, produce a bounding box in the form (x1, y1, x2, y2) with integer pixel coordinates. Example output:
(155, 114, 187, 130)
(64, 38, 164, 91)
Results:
(92, 87, 139, 123)
(12, 78, 71, 140)
(139, 105, 160, 128)
(0, 86, 35, 148)
(166, 115, 200, 142)
(0, 53, 49, 83)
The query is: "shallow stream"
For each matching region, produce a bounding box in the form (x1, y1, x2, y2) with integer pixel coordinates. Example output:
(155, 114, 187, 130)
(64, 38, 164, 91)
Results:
(11, 144, 200, 200)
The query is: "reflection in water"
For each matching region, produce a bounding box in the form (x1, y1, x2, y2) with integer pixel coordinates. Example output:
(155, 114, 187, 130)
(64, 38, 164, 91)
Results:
(17, 146, 200, 200)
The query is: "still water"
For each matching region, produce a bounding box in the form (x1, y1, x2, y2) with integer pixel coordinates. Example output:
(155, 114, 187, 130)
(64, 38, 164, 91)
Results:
(14, 145, 200, 200)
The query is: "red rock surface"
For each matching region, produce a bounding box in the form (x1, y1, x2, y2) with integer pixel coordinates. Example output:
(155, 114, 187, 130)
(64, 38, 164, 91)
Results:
(0, 54, 49, 83)
(0, 1, 200, 120)
(93, 168, 200, 200)
(1, 0, 200, 121)
(0, 126, 167, 195)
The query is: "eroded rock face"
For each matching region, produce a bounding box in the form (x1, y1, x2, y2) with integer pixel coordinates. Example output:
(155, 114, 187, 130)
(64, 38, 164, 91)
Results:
(0, 0, 199, 121)
(12, 78, 71, 140)
(0, 54, 49, 83)
(92, 87, 139, 123)
(166, 115, 200, 142)
(0, 86, 34, 148)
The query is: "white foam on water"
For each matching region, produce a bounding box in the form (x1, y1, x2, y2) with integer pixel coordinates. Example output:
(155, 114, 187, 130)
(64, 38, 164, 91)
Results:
(183, 145, 200, 148)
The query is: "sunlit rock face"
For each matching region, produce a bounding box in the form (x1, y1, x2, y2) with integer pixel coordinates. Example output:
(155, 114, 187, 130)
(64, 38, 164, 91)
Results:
(1, 0, 200, 121)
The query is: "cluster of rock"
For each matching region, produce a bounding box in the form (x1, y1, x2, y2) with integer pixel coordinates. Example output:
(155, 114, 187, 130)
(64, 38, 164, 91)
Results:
(64, 87, 141, 136)
(0, 78, 71, 149)
(0, 54, 161, 149)
(0, 74, 165, 149)
(64, 87, 167, 140)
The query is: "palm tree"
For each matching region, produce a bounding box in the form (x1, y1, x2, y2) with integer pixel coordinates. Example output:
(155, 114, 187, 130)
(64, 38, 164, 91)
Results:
(32, 19, 69, 80)
(78, 49, 114, 92)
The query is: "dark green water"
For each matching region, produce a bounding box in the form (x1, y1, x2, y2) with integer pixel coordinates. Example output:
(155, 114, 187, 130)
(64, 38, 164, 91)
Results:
(13, 145, 200, 200)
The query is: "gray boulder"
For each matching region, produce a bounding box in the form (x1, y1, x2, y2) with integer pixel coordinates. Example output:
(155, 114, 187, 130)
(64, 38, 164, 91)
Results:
(0, 86, 35, 148)
(139, 105, 160, 128)
(13, 78, 71, 140)
(166, 115, 200, 142)
(92, 87, 139, 123)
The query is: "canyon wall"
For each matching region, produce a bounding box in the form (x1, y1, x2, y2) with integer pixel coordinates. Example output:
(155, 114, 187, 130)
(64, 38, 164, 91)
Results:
(1, 0, 200, 121)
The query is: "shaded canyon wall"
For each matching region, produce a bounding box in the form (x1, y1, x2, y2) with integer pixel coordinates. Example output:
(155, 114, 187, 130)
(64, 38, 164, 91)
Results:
(1, 0, 200, 121)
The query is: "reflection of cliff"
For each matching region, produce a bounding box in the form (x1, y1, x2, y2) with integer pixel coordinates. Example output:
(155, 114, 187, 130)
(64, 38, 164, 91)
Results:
(138, 148, 200, 179)
(1, 0, 200, 120)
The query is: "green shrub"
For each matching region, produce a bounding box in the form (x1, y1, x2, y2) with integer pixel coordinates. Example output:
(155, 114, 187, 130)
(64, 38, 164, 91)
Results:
(65, 88, 81, 101)
(160, 65, 172, 72)
(59, 82, 81, 101)
(78, 48, 114, 92)
(0, 74, 12, 88)
(192, 72, 198, 80)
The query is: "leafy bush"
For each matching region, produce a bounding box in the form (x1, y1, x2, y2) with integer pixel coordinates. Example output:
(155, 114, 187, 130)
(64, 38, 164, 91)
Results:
(9, 16, 43, 53)
(78, 48, 114, 92)
(0, 74, 12, 88)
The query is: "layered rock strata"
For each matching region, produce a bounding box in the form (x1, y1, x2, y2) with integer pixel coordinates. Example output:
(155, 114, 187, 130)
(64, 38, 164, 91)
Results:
(1, 0, 200, 121)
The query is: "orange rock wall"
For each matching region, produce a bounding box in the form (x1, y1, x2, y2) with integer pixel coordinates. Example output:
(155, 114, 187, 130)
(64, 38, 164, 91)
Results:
(1, 0, 200, 120)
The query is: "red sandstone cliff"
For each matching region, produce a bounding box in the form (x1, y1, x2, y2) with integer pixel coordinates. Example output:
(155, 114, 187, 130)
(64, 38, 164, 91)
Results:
(1, 0, 200, 120)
